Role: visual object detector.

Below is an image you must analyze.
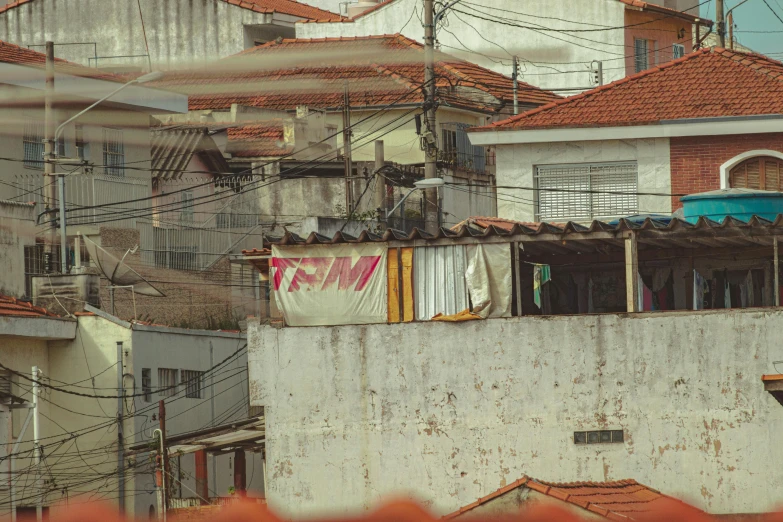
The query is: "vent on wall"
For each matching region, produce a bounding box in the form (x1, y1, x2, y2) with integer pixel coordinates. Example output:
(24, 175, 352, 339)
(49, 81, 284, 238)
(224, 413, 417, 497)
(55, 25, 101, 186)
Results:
(574, 430, 624, 444)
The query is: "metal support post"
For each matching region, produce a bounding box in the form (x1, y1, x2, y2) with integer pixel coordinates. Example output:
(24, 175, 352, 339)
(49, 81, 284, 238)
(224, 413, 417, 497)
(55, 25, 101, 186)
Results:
(58, 176, 67, 273)
(716, 0, 725, 47)
(44, 42, 57, 266)
(775, 237, 780, 307)
(32, 367, 42, 522)
(117, 342, 125, 513)
(374, 140, 386, 218)
(423, 0, 439, 234)
(512, 56, 519, 115)
(342, 84, 353, 213)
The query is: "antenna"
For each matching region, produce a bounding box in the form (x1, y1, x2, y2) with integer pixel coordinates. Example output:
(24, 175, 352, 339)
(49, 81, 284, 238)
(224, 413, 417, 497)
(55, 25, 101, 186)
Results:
(82, 235, 165, 315)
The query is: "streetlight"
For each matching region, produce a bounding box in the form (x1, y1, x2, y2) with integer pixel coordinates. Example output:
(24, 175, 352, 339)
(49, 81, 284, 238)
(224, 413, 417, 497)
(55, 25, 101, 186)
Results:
(50, 70, 164, 272)
(386, 177, 445, 220)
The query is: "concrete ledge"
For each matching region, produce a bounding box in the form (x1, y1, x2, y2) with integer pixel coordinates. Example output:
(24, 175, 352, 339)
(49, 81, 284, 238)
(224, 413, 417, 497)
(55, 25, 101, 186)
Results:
(0, 315, 77, 340)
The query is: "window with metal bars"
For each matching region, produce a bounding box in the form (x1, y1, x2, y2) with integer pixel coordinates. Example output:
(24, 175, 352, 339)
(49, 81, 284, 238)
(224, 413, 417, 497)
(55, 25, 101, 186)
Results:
(142, 369, 152, 403)
(181, 370, 204, 399)
(673, 43, 685, 59)
(158, 368, 178, 397)
(181, 191, 194, 223)
(23, 123, 44, 170)
(535, 162, 638, 221)
(634, 38, 649, 72)
(102, 128, 125, 177)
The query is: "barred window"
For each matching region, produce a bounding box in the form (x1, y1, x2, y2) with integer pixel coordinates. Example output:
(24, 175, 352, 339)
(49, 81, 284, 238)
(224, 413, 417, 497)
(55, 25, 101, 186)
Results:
(142, 369, 152, 403)
(181, 370, 204, 399)
(158, 368, 178, 397)
(103, 128, 125, 177)
(535, 162, 638, 221)
(673, 43, 685, 59)
(634, 38, 649, 72)
(181, 191, 194, 223)
(23, 123, 44, 170)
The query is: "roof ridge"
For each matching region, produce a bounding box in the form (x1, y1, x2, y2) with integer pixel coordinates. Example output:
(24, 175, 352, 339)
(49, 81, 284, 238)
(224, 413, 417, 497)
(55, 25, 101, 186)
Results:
(487, 48, 712, 129)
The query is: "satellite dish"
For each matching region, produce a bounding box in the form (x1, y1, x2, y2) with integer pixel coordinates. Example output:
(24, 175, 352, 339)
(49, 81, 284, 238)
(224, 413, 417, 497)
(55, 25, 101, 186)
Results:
(82, 235, 165, 297)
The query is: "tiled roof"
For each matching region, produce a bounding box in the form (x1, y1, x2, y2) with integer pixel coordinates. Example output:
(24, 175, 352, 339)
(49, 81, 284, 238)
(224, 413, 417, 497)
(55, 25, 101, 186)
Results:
(450, 216, 565, 233)
(443, 477, 700, 521)
(477, 48, 783, 131)
(0, 39, 121, 81)
(299, 0, 707, 24)
(0, 0, 342, 21)
(617, 0, 706, 22)
(219, 0, 342, 20)
(0, 295, 59, 318)
(151, 34, 558, 113)
(226, 122, 294, 157)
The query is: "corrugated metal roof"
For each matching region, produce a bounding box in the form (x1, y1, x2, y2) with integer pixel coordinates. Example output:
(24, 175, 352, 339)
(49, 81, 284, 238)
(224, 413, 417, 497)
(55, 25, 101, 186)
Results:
(246, 214, 783, 247)
(151, 126, 231, 180)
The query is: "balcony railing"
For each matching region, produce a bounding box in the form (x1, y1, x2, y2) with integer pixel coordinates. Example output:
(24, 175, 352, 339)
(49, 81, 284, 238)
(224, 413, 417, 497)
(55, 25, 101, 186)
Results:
(440, 122, 487, 174)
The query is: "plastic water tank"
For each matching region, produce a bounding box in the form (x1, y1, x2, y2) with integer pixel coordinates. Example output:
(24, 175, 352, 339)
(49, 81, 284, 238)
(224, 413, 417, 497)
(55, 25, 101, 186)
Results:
(680, 188, 783, 224)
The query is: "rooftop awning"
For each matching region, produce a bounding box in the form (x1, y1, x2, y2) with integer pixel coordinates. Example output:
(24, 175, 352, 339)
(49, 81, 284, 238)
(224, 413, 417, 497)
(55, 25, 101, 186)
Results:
(127, 416, 265, 456)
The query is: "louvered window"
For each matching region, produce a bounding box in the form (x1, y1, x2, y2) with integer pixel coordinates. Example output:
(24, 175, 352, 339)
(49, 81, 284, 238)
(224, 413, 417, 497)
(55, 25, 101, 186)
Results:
(729, 156, 783, 191)
(634, 38, 649, 72)
(0, 370, 11, 396)
(535, 162, 638, 221)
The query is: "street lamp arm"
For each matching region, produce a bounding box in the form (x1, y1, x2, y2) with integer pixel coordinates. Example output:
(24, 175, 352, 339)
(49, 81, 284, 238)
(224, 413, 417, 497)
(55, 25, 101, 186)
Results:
(386, 188, 419, 219)
(53, 80, 138, 154)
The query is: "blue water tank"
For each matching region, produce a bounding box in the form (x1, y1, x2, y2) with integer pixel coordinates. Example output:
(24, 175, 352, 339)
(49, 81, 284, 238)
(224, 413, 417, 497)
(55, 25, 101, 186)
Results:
(680, 188, 783, 224)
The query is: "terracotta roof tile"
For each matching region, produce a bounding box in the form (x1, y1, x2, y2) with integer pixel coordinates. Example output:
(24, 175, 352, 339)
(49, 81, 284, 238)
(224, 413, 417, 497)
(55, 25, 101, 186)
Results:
(442, 476, 701, 521)
(0, 295, 59, 318)
(762, 374, 783, 382)
(450, 216, 566, 233)
(0, 39, 121, 82)
(478, 48, 783, 131)
(226, 122, 293, 157)
(0, 0, 341, 21)
(151, 34, 558, 114)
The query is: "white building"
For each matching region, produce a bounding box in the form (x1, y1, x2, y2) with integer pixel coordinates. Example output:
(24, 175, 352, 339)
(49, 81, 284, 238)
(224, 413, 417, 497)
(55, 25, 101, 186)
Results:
(246, 220, 783, 517)
(294, 0, 707, 91)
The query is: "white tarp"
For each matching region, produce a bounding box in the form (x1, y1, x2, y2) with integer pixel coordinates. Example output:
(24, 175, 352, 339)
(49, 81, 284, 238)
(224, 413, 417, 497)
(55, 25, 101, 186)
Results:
(271, 244, 387, 326)
(465, 243, 512, 318)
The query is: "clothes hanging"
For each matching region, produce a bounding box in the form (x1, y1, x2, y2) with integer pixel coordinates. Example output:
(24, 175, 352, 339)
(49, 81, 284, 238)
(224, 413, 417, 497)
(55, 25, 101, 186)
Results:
(533, 264, 551, 309)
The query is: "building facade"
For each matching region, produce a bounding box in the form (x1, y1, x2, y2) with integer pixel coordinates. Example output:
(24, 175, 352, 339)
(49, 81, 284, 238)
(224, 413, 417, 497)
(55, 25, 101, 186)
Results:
(295, 0, 705, 91)
(468, 48, 783, 224)
(0, 0, 341, 70)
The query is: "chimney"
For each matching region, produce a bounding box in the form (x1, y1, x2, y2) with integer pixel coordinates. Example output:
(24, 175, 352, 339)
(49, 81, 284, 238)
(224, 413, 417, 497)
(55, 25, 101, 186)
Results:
(346, 0, 381, 18)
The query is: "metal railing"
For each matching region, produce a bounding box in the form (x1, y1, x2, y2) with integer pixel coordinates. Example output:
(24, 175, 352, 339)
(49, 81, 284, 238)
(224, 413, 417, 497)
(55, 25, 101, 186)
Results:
(384, 193, 425, 233)
(440, 122, 487, 174)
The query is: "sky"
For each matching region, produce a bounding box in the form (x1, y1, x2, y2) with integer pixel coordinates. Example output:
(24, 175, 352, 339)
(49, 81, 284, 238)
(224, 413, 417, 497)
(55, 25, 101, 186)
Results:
(700, 0, 783, 57)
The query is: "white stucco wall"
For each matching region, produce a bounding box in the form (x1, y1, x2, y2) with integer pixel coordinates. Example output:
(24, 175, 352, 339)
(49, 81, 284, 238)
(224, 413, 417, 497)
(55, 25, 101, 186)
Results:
(296, 0, 629, 90)
(0, 202, 36, 298)
(248, 309, 783, 516)
(0, 0, 293, 69)
(493, 138, 672, 223)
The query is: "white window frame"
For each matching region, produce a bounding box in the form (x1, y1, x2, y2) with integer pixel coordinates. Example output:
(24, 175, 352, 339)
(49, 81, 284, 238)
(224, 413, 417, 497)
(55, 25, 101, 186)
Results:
(103, 127, 125, 177)
(634, 38, 649, 73)
(534, 162, 639, 222)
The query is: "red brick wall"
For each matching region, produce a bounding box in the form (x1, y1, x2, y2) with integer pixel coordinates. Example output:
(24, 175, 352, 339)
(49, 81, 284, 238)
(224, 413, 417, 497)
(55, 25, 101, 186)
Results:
(669, 133, 783, 210)
(624, 10, 692, 75)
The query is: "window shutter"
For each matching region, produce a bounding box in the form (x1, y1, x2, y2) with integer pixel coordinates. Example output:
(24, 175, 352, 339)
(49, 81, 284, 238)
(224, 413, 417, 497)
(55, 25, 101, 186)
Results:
(729, 157, 783, 190)
(764, 159, 782, 191)
(0, 371, 11, 395)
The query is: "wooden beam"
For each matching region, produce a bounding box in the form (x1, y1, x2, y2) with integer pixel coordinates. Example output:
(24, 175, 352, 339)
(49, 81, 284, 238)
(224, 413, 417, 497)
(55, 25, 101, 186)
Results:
(625, 233, 639, 313)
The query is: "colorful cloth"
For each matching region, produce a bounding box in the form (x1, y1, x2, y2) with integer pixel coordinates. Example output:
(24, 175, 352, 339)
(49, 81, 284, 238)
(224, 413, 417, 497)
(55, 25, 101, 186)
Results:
(533, 264, 551, 309)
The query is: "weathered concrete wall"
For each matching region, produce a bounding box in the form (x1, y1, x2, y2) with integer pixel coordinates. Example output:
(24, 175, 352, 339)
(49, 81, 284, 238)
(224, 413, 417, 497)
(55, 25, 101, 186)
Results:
(248, 309, 783, 516)
(0, 0, 290, 69)
(296, 0, 629, 90)
(0, 201, 36, 298)
(493, 138, 672, 222)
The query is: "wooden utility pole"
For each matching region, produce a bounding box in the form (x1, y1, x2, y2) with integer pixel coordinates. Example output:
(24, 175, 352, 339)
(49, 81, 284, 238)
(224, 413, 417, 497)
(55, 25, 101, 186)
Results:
(159, 400, 168, 513)
(423, 0, 439, 234)
(716, 0, 725, 48)
(342, 83, 353, 213)
(44, 42, 57, 267)
(374, 140, 385, 219)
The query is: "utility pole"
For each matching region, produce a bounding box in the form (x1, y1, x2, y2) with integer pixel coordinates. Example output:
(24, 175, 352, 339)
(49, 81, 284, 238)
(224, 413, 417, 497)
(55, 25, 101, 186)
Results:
(159, 400, 168, 516)
(423, 0, 439, 234)
(716, 0, 725, 48)
(342, 83, 353, 214)
(374, 140, 385, 223)
(117, 342, 125, 514)
(727, 11, 734, 50)
(32, 366, 42, 522)
(512, 56, 519, 115)
(43, 42, 58, 270)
